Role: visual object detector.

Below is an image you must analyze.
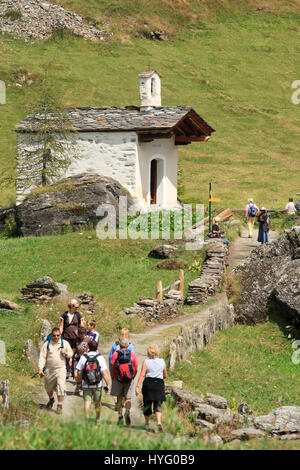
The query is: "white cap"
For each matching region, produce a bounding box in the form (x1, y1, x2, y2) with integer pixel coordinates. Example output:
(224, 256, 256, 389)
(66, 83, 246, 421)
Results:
(260, 207, 266, 211)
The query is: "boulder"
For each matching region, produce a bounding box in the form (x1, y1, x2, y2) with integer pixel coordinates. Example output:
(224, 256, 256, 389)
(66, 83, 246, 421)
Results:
(16, 173, 134, 237)
(0, 380, 10, 409)
(23, 339, 39, 368)
(234, 228, 300, 324)
(254, 406, 300, 434)
(0, 299, 23, 312)
(148, 245, 178, 259)
(226, 428, 265, 442)
(205, 393, 228, 410)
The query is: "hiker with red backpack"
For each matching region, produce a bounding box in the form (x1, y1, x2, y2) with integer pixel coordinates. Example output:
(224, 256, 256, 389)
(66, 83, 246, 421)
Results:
(38, 327, 73, 414)
(110, 336, 138, 426)
(75, 340, 110, 424)
(108, 328, 135, 411)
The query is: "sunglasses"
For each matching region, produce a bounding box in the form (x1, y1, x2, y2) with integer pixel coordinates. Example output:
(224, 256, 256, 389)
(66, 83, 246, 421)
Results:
(52, 334, 60, 337)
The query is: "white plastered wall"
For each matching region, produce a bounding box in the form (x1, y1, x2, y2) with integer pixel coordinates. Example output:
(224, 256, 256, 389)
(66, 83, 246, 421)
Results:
(136, 137, 178, 210)
(16, 131, 138, 204)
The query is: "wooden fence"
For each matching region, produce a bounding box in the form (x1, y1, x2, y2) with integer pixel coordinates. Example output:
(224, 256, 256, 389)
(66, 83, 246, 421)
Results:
(156, 269, 184, 301)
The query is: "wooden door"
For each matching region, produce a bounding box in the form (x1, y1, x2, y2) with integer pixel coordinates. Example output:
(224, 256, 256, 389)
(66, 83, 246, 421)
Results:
(150, 159, 157, 204)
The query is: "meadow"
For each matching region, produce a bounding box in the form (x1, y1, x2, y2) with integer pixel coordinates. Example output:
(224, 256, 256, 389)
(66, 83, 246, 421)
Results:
(0, 0, 299, 208)
(0, 0, 300, 450)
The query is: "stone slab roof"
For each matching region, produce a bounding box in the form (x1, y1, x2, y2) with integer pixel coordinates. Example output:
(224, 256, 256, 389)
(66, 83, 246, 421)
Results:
(14, 106, 215, 135)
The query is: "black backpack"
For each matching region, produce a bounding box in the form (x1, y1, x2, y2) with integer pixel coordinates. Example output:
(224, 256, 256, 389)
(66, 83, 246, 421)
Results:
(82, 354, 102, 386)
(115, 349, 135, 383)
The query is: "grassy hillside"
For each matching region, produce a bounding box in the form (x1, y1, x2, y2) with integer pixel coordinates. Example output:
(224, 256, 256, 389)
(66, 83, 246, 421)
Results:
(0, 0, 299, 208)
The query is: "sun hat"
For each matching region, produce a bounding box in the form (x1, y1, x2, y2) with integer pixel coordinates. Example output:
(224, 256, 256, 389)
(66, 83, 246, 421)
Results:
(119, 337, 129, 348)
(260, 207, 266, 211)
(248, 198, 254, 203)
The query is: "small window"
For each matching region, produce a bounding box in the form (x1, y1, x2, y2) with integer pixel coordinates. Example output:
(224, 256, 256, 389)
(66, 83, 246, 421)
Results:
(151, 78, 154, 95)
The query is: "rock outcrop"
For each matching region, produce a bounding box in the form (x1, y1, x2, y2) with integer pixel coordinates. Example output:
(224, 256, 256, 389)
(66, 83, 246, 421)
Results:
(0, 0, 111, 41)
(187, 239, 228, 305)
(16, 173, 134, 237)
(166, 384, 300, 441)
(233, 227, 300, 325)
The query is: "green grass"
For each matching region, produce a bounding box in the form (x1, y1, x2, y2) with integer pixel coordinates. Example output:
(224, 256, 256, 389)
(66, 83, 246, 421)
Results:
(168, 311, 300, 415)
(0, 2, 299, 207)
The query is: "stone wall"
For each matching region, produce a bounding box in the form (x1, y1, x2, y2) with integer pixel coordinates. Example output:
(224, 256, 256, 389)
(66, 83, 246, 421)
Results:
(123, 290, 184, 323)
(169, 297, 235, 370)
(187, 239, 228, 305)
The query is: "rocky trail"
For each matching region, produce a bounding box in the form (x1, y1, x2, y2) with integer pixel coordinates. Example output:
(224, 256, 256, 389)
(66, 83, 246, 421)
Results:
(39, 228, 280, 430)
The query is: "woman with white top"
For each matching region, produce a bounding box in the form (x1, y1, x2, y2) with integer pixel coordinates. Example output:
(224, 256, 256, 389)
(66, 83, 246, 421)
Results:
(135, 344, 167, 431)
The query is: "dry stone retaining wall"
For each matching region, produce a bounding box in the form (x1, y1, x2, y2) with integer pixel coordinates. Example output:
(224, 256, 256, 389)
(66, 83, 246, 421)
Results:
(169, 298, 235, 370)
(187, 239, 228, 305)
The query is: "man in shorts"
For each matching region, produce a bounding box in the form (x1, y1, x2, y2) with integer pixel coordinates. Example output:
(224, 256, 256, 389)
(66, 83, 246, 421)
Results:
(110, 337, 138, 426)
(38, 327, 73, 414)
(75, 340, 110, 424)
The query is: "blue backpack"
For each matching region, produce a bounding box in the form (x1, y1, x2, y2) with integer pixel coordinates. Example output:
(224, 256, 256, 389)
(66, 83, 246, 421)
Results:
(44, 333, 64, 350)
(247, 205, 257, 217)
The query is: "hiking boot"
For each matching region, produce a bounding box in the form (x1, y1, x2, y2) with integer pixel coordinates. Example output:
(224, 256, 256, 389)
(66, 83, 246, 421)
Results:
(57, 404, 63, 415)
(125, 411, 131, 426)
(95, 417, 101, 426)
(157, 423, 163, 432)
(46, 397, 55, 409)
(118, 415, 123, 426)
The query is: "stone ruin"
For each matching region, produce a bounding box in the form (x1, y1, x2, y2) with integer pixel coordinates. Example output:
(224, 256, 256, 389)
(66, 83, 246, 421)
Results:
(123, 290, 184, 323)
(19, 276, 68, 303)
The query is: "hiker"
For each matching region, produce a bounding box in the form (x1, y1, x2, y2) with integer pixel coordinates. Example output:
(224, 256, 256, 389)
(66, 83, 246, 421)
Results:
(135, 344, 167, 432)
(257, 207, 270, 244)
(245, 198, 258, 238)
(59, 299, 84, 379)
(75, 340, 110, 424)
(87, 320, 99, 344)
(285, 198, 296, 215)
(73, 327, 92, 395)
(38, 327, 73, 414)
(110, 336, 138, 426)
(109, 328, 135, 410)
(209, 219, 229, 246)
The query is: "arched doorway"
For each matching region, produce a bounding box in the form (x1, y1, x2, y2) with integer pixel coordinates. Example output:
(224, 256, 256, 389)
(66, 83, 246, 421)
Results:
(149, 157, 165, 206)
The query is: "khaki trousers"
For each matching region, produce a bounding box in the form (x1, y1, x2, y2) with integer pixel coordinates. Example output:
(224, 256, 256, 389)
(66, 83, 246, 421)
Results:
(247, 217, 255, 237)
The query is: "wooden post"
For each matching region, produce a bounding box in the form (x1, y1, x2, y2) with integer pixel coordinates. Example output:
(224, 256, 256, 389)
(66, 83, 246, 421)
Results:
(157, 280, 163, 300)
(179, 269, 184, 296)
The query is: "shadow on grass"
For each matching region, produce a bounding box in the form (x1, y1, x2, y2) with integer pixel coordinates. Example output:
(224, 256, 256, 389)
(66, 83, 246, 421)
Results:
(268, 300, 300, 340)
